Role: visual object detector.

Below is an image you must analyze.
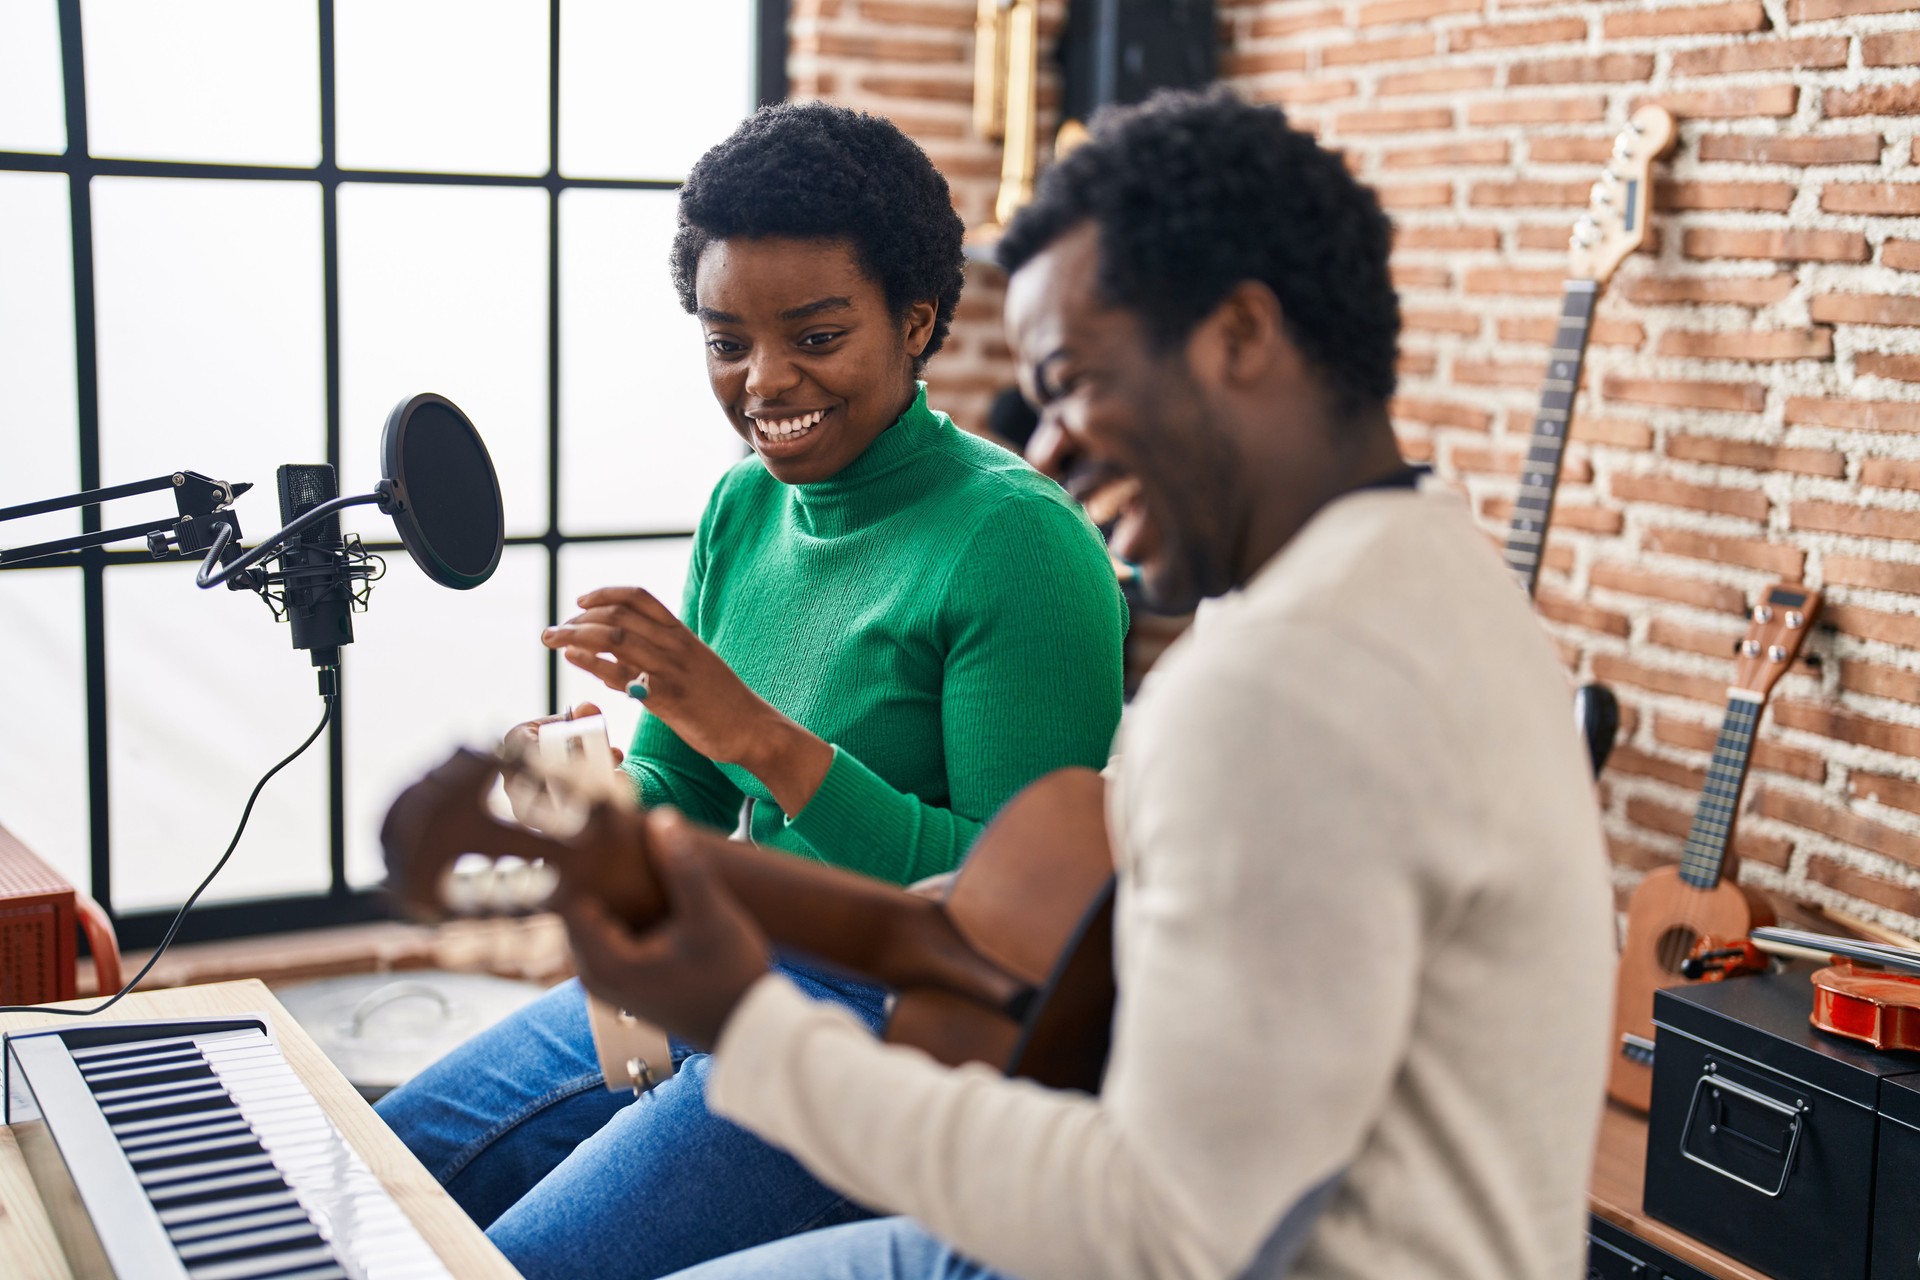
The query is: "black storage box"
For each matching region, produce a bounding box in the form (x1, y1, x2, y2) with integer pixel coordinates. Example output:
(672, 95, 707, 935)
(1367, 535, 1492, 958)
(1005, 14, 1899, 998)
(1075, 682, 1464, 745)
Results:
(1646, 966, 1920, 1280)
(1875, 1072, 1920, 1279)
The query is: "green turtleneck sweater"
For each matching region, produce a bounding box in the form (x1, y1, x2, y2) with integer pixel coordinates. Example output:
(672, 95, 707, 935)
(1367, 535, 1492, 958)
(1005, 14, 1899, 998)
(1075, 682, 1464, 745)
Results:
(621, 387, 1124, 887)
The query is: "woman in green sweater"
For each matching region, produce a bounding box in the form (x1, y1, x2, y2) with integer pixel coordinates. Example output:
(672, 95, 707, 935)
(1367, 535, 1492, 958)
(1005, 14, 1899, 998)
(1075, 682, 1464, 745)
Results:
(376, 103, 1124, 1279)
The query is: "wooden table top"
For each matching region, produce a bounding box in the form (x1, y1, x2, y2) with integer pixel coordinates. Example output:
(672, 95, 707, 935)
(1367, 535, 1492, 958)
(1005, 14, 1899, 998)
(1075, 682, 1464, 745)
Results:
(1590, 1100, 1771, 1280)
(0, 979, 521, 1280)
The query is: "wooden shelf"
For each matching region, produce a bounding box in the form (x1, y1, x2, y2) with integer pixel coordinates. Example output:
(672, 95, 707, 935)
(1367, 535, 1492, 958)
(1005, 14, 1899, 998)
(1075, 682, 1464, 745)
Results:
(1590, 1100, 1772, 1280)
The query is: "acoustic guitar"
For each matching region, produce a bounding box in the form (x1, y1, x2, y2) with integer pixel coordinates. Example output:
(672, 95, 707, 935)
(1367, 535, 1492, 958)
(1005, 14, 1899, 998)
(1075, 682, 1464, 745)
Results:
(380, 747, 1118, 1095)
(1507, 105, 1675, 777)
(1606, 582, 1821, 1109)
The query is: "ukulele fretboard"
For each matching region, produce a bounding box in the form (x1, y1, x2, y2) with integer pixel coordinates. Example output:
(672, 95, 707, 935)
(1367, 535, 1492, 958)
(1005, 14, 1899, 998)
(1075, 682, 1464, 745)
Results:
(1678, 694, 1762, 890)
(1504, 279, 1598, 598)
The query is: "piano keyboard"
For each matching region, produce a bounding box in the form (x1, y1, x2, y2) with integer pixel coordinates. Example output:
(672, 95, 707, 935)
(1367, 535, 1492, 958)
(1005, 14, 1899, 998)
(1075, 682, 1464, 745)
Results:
(5, 1017, 452, 1280)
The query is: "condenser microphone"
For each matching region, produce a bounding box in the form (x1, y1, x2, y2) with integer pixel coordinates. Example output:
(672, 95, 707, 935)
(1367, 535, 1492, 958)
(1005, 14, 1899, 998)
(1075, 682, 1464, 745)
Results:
(274, 463, 357, 667)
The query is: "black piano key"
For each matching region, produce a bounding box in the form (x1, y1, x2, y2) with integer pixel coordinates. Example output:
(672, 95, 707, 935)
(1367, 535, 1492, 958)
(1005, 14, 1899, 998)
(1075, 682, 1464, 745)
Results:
(185, 1242, 342, 1280)
(112, 1103, 245, 1138)
(157, 1189, 305, 1228)
(168, 1204, 314, 1244)
(120, 1116, 254, 1152)
(126, 1132, 266, 1168)
(100, 1085, 232, 1119)
(139, 1153, 279, 1188)
(145, 1166, 292, 1205)
(267, 1268, 348, 1280)
(175, 1221, 329, 1261)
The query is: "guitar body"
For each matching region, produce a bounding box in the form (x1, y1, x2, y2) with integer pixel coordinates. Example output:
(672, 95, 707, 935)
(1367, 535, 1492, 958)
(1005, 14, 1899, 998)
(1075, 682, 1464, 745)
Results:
(1608, 866, 1775, 1109)
(890, 767, 1116, 1090)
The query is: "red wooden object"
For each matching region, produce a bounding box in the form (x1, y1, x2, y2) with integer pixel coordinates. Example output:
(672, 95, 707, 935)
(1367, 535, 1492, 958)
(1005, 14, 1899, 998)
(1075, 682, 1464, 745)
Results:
(1811, 963, 1920, 1053)
(0, 821, 122, 1003)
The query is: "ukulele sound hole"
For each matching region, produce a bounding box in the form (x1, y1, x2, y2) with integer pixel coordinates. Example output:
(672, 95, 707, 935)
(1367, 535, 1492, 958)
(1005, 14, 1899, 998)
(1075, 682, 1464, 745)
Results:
(1656, 926, 1701, 977)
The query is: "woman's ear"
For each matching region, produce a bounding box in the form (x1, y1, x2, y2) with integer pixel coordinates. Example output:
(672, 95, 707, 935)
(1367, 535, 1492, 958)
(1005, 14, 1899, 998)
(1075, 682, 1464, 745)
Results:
(902, 299, 940, 358)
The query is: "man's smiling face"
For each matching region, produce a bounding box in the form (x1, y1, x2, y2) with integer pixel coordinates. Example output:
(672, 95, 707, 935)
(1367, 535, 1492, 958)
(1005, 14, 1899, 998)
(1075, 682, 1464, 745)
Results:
(1007, 223, 1243, 615)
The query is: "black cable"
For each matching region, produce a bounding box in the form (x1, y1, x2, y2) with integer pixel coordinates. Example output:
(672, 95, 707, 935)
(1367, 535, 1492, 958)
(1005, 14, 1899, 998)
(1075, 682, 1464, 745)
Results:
(0, 692, 336, 1017)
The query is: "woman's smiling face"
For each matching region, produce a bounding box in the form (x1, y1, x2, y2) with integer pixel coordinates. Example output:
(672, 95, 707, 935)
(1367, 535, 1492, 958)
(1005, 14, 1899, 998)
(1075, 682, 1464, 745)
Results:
(696, 235, 936, 486)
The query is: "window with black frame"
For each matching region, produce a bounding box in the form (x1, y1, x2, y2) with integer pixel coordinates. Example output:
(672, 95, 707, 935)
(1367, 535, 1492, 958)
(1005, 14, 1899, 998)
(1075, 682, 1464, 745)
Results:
(0, 0, 778, 947)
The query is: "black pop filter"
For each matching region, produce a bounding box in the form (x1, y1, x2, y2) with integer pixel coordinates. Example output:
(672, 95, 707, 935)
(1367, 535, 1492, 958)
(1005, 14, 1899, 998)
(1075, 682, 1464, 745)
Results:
(379, 393, 504, 590)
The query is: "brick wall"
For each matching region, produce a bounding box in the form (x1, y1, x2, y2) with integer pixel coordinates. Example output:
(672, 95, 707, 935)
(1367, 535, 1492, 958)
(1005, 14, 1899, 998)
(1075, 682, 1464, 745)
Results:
(795, 0, 1920, 938)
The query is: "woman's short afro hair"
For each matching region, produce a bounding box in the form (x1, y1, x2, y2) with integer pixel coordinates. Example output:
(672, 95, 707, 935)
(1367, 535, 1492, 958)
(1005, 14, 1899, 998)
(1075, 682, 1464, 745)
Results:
(670, 102, 967, 372)
(997, 88, 1400, 414)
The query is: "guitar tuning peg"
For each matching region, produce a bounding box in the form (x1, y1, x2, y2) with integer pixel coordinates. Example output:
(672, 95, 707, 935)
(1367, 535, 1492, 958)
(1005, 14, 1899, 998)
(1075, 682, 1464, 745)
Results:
(1613, 136, 1634, 158)
(1630, 119, 1646, 134)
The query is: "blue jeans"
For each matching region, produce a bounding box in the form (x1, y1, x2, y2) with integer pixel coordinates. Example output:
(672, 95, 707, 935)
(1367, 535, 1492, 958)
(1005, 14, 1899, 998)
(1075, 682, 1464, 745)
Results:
(375, 966, 889, 1280)
(663, 1217, 1011, 1280)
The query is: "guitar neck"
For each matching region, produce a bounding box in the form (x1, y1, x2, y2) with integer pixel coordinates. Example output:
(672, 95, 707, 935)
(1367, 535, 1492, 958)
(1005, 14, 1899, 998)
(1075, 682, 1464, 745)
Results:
(1504, 279, 1598, 597)
(1678, 694, 1764, 889)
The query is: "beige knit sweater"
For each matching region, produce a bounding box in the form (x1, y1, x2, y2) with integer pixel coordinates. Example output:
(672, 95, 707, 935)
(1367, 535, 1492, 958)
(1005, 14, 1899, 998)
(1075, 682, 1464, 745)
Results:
(709, 487, 1615, 1279)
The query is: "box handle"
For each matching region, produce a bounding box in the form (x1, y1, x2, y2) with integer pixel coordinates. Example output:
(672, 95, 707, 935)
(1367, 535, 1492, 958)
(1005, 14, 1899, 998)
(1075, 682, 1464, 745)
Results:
(1678, 1069, 1806, 1198)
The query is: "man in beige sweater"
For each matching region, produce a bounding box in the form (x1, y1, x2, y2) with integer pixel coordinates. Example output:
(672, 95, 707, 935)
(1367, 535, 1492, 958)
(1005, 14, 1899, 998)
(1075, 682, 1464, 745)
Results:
(558, 89, 1615, 1279)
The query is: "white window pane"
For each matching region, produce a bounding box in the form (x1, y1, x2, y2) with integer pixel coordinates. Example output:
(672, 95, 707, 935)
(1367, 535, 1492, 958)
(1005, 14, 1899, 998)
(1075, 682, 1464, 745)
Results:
(106, 562, 329, 909)
(343, 544, 546, 888)
(0, 569, 90, 890)
(82, 0, 318, 167)
(92, 177, 325, 546)
(557, 538, 691, 754)
(0, 0, 66, 154)
(559, 189, 740, 534)
(338, 183, 548, 540)
(0, 172, 79, 550)
(335, 0, 549, 176)
(559, 0, 752, 181)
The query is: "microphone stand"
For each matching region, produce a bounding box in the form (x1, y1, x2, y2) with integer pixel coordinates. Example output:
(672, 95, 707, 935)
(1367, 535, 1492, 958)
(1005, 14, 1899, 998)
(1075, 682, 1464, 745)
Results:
(0, 471, 253, 568)
(0, 473, 399, 699)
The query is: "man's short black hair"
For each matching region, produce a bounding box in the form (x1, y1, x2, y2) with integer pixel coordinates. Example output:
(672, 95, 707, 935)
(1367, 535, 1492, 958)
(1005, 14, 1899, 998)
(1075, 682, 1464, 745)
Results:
(997, 88, 1400, 412)
(670, 101, 966, 373)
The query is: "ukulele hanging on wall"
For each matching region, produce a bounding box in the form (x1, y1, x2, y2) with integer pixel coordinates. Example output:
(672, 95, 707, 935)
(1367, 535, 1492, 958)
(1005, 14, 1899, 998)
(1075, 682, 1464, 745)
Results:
(1506, 105, 1676, 777)
(1606, 582, 1821, 1111)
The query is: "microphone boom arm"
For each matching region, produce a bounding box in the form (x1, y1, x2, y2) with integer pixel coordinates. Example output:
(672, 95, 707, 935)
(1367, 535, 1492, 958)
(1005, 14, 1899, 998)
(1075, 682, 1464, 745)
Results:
(0, 471, 252, 569)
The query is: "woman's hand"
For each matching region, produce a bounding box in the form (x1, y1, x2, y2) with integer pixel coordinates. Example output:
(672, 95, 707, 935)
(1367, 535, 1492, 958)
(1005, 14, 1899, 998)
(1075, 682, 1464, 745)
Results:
(543, 587, 834, 816)
(502, 702, 622, 765)
(555, 809, 772, 1052)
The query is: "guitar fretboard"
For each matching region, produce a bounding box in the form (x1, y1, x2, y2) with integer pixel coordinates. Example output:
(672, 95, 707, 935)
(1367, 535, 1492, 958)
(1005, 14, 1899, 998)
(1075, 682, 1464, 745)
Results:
(1678, 694, 1762, 889)
(1503, 279, 1598, 597)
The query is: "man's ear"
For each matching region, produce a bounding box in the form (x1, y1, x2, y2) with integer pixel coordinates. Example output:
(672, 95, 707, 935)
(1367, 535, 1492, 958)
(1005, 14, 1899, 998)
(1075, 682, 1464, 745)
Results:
(1213, 281, 1288, 384)
(903, 299, 940, 358)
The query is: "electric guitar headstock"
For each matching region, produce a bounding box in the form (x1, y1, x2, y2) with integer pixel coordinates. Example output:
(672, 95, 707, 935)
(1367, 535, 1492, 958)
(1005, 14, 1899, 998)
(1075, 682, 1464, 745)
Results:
(1569, 105, 1676, 284)
(1730, 582, 1823, 703)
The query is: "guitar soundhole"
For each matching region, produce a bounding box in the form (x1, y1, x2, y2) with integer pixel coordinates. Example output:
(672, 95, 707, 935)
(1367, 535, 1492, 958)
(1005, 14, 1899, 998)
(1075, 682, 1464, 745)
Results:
(1656, 926, 1701, 976)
